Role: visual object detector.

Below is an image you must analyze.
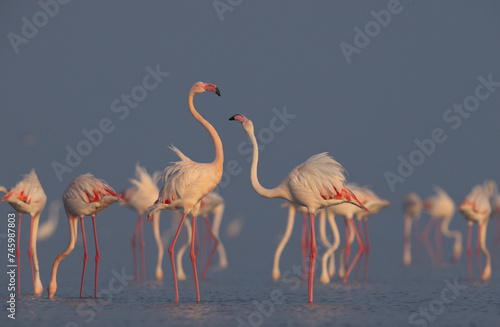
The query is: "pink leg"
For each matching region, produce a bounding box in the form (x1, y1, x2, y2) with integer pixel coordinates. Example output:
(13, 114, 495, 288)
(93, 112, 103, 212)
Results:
(80, 216, 88, 297)
(467, 224, 472, 281)
(363, 219, 370, 280)
(308, 213, 317, 303)
(414, 218, 420, 263)
(169, 213, 187, 303)
(476, 223, 483, 278)
(29, 215, 35, 293)
(354, 219, 365, 279)
(344, 219, 364, 283)
(16, 214, 21, 295)
(190, 216, 200, 302)
(421, 218, 438, 264)
(201, 216, 219, 280)
(301, 212, 308, 279)
(92, 216, 100, 298)
(139, 214, 146, 282)
(131, 215, 141, 281)
(344, 218, 350, 271)
(434, 220, 443, 263)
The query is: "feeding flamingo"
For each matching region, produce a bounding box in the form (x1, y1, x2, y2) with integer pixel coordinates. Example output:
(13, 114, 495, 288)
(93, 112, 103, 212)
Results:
(1, 169, 47, 295)
(458, 182, 492, 281)
(421, 186, 462, 264)
(120, 164, 163, 281)
(229, 113, 366, 303)
(403, 193, 423, 266)
(148, 81, 222, 303)
(47, 174, 123, 299)
(37, 200, 62, 242)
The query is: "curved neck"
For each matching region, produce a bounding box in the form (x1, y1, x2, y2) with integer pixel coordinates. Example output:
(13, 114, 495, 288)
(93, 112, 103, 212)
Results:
(247, 128, 287, 199)
(188, 92, 223, 169)
(441, 216, 462, 244)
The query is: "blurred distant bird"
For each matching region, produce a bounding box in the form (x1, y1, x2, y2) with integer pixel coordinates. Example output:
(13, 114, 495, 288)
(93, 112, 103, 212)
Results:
(1, 169, 47, 295)
(120, 164, 163, 282)
(37, 200, 62, 242)
(403, 193, 423, 266)
(230, 114, 366, 303)
(458, 182, 492, 281)
(48, 174, 123, 299)
(148, 82, 222, 303)
(421, 187, 461, 264)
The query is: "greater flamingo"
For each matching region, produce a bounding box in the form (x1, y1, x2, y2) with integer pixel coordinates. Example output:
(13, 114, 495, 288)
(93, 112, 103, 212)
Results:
(229, 113, 366, 303)
(47, 174, 123, 299)
(148, 81, 222, 303)
(1, 169, 47, 294)
(120, 164, 163, 281)
(421, 186, 462, 264)
(37, 200, 62, 242)
(403, 192, 422, 266)
(458, 182, 492, 281)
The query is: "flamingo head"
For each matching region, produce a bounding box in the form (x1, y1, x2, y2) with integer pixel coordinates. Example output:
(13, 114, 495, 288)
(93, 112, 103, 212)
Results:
(191, 81, 221, 96)
(229, 114, 253, 134)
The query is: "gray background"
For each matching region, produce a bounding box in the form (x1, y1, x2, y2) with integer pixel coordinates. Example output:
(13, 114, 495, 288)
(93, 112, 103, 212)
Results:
(1, 1, 499, 326)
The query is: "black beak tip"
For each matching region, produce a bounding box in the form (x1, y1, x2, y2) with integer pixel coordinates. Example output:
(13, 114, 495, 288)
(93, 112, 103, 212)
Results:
(229, 115, 236, 121)
(215, 88, 221, 96)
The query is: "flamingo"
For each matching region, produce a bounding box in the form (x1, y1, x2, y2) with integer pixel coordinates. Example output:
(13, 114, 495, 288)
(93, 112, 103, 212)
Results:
(458, 182, 492, 281)
(36, 200, 62, 242)
(120, 164, 163, 281)
(148, 81, 222, 303)
(403, 193, 423, 266)
(176, 192, 227, 281)
(421, 186, 462, 264)
(47, 174, 123, 299)
(352, 187, 390, 280)
(1, 169, 47, 295)
(229, 113, 367, 302)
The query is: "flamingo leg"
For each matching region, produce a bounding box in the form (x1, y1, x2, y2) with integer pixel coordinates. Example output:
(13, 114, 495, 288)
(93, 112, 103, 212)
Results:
(363, 218, 370, 280)
(301, 212, 308, 279)
(344, 218, 350, 271)
(201, 216, 219, 280)
(414, 218, 420, 263)
(434, 219, 443, 263)
(29, 216, 35, 293)
(169, 213, 187, 303)
(344, 219, 364, 283)
(92, 216, 100, 298)
(467, 224, 472, 281)
(131, 215, 141, 281)
(190, 216, 200, 302)
(195, 218, 200, 259)
(80, 216, 88, 298)
(139, 214, 145, 282)
(403, 216, 412, 266)
(421, 218, 438, 264)
(476, 223, 483, 278)
(308, 213, 317, 303)
(354, 219, 364, 279)
(17, 213, 21, 295)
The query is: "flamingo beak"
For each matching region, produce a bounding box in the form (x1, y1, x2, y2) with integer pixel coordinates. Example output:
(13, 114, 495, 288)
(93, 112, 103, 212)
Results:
(202, 83, 221, 96)
(229, 114, 248, 123)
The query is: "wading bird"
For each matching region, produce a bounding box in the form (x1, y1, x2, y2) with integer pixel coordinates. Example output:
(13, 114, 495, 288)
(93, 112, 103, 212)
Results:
(148, 82, 222, 303)
(1, 169, 47, 295)
(37, 200, 62, 242)
(403, 193, 423, 266)
(229, 114, 366, 303)
(47, 174, 123, 299)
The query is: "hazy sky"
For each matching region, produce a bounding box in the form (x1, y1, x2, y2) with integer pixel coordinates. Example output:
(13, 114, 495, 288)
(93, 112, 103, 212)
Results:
(1, 1, 499, 275)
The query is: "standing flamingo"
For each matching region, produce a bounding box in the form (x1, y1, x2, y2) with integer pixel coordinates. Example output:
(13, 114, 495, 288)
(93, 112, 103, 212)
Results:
(458, 183, 492, 281)
(47, 174, 123, 299)
(120, 164, 163, 281)
(403, 193, 422, 266)
(229, 114, 366, 303)
(37, 200, 62, 242)
(421, 186, 462, 264)
(1, 169, 47, 295)
(148, 81, 222, 303)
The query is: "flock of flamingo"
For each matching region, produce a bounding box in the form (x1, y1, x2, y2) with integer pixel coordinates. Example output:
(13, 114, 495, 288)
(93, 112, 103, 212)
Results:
(2, 82, 499, 304)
